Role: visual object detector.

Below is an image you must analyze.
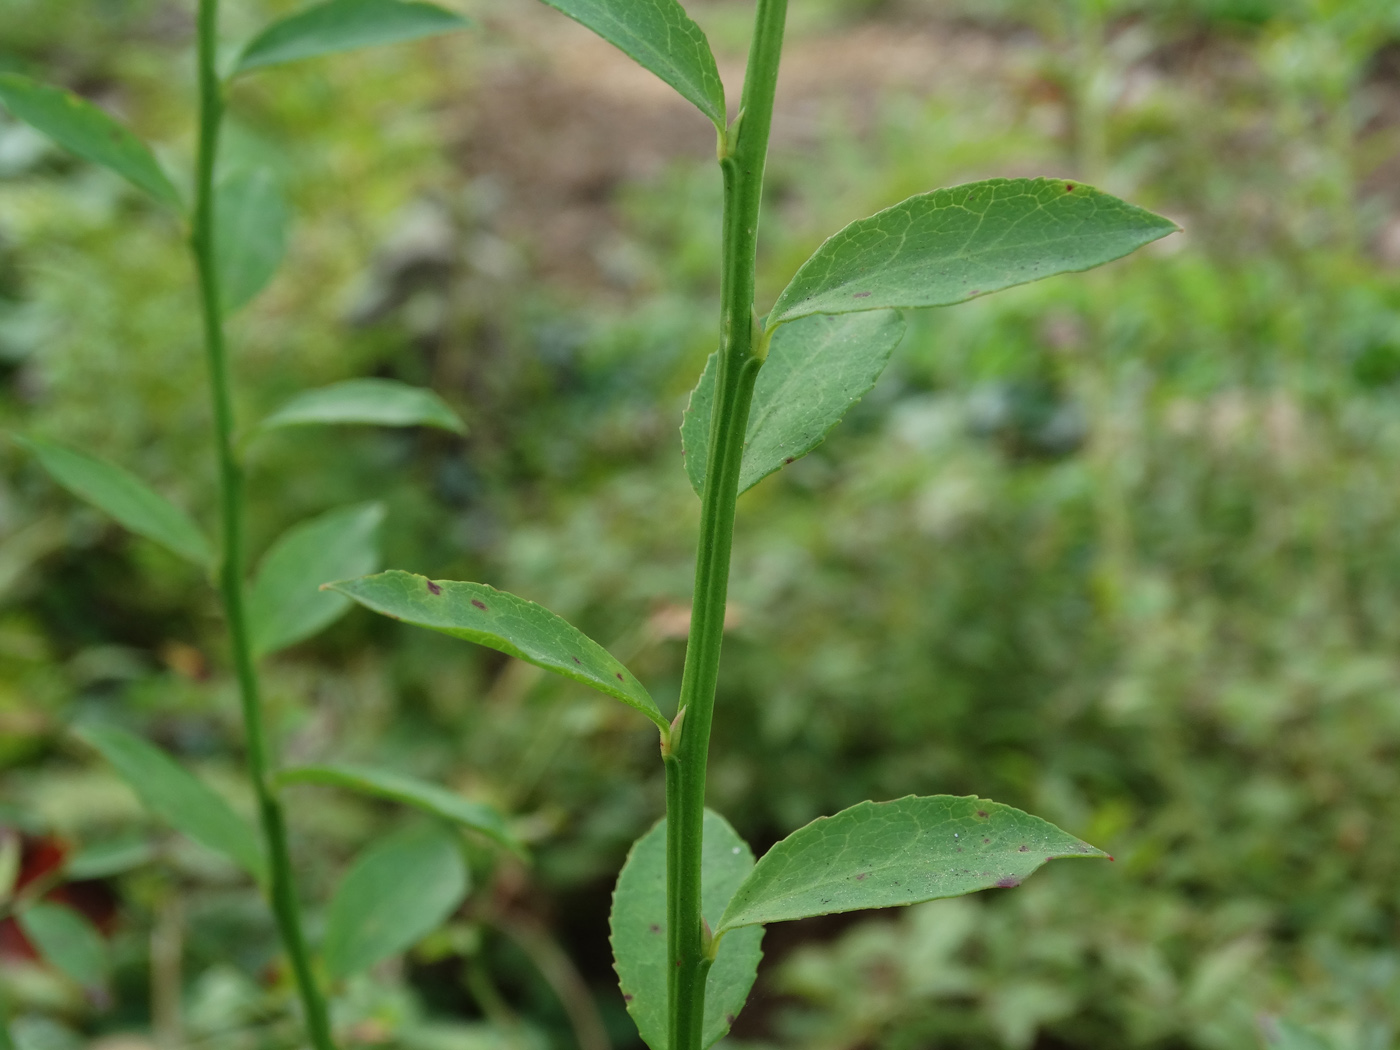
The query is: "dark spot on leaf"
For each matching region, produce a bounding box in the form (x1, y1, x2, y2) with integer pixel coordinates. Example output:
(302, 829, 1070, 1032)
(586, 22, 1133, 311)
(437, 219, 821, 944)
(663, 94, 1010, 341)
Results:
(650, 924, 661, 933)
(1018, 845, 1029, 852)
(970, 289, 981, 296)
(471, 599, 486, 610)
(853, 291, 871, 298)
(996, 876, 1021, 889)
(1108, 855, 1115, 862)
(616, 672, 625, 681)
(976, 810, 988, 818)
(572, 656, 581, 664)
(855, 872, 868, 881)
(1065, 182, 1075, 192)
(426, 580, 442, 595)
(957, 847, 963, 852)
(983, 838, 990, 844)
(784, 456, 795, 464)
(624, 994, 634, 1002)
(727, 1015, 736, 1026)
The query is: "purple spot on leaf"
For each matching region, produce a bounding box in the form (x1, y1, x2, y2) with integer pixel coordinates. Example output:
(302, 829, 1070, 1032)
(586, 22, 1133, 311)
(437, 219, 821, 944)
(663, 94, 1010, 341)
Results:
(853, 291, 871, 298)
(855, 872, 868, 881)
(471, 599, 487, 610)
(996, 876, 1021, 889)
(426, 580, 442, 595)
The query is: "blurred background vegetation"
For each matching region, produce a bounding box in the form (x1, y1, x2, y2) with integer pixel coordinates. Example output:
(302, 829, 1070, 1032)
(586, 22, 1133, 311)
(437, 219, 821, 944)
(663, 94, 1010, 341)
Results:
(3, 0, 1400, 1047)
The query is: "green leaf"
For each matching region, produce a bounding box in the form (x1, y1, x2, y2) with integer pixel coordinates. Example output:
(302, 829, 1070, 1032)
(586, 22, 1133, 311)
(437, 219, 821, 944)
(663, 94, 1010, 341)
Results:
(17, 903, 107, 988)
(0, 74, 180, 208)
(216, 165, 288, 315)
(610, 810, 764, 1050)
(15, 436, 212, 568)
(322, 823, 469, 979)
(248, 502, 385, 657)
(327, 570, 668, 731)
(66, 836, 156, 880)
(1264, 1021, 1335, 1050)
(75, 725, 266, 882)
(716, 795, 1106, 933)
(256, 378, 465, 435)
(682, 311, 905, 497)
(274, 763, 520, 854)
(767, 178, 1179, 329)
(536, 0, 724, 127)
(235, 0, 470, 74)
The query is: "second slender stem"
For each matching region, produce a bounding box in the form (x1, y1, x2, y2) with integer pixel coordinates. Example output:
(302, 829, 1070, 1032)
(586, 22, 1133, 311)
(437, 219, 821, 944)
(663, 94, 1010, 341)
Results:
(666, 1, 788, 1047)
(191, 4, 335, 1048)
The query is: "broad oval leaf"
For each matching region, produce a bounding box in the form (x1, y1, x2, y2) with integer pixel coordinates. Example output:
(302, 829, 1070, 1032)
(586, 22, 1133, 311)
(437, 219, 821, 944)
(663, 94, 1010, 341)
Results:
(248, 502, 385, 657)
(682, 311, 905, 497)
(767, 178, 1179, 329)
(0, 74, 180, 209)
(611, 810, 764, 1050)
(15, 436, 212, 568)
(275, 763, 520, 854)
(18, 903, 108, 988)
(716, 795, 1106, 933)
(235, 0, 470, 74)
(74, 724, 266, 882)
(256, 378, 465, 435)
(322, 823, 468, 979)
(217, 165, 289, 315)
(326, 570, 668, 731)
(538, 0, 725, 127)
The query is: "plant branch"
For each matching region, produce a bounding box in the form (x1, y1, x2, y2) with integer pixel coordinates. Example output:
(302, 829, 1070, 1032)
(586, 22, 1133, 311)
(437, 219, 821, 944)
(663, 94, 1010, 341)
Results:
(190, 4, 335, 1047)
(667, 0, 788, 1047)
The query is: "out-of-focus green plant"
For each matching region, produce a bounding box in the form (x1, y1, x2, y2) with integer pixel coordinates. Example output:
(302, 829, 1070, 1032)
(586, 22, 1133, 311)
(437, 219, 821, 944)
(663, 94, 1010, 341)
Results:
(0, 4, 525, 1048)
(327, 1, 1177, 1048)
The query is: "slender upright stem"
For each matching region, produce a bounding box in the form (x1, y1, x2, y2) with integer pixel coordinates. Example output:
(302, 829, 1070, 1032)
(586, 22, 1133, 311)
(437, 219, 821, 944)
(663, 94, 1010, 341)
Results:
(190, 4, 336, 1048)
(666, 1, 787, 1047)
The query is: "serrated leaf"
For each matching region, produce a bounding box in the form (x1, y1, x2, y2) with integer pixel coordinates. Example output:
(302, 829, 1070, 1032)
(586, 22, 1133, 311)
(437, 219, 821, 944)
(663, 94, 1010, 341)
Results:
(217, 165, 288, 315)
(75, 724, 266, 882)
(15, 436, 212, 568)
(537, 0, 724, 127)
(611, 810, 764, 1050)
(248, 502, 384, 657)
(235, 0, 470, 74)
(327, 570, 668, 731)
(17, 903, 107, 988)
(682, 311, 905, 497)
(322, 823, 468, 979)
(275, 763, 520, 853)
(0, 74, 180, 208)
(256, 378, 465, 435)
(768, 178, 1178, 329)
(716, 795, 1106, 933)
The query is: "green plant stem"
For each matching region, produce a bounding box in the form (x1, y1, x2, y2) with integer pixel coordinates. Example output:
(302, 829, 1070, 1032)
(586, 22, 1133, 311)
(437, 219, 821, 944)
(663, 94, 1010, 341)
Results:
(666, 0, 787, 1046)
(190, 4, 335, 1048)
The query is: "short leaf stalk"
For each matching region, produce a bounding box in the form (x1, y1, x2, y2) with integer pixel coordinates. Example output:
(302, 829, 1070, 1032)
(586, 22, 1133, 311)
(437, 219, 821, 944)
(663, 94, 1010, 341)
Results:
(668, 0, 786, 1044)
(189, 1, 335, 1045)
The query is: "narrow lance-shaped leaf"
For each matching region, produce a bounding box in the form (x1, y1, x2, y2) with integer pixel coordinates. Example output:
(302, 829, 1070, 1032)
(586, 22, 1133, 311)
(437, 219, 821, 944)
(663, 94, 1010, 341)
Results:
(1263, 1020, 1335, 1050)
(76, 725, 266, 882)
(0, 74, 180, 208)
(17, 903, 108, 989)
(322, 824, 468, 979)
(327, 570, 669, 731)
(15, 436, 212, 568)
(217, 165, 288, 315)
(611, 810, 764, 1050)
(717, 795, 1107, 934)
(255, 378, 465, 435)
(66, 837, 156, 880)
(536, 0, 725, 128)
(248, 502, 384, 657)
(235, 0, 470, 74)
(275, 763, 521, 854)
(768, 178, 1179, 329)
(682, 310, 905, 497)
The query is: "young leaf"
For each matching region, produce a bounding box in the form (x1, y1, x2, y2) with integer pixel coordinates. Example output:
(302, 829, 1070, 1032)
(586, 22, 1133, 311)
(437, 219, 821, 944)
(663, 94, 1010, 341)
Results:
(256, 378, 465, 435)
(0, 74, 181, 209)
(716, 795, 1106, 933)
(14, 436, 212, 568)
(217, 165, 288, 315)
(682, 311, 906, 497)
(322, 823, 468, 979)
(610, 810, 764, 1050)
(326, 570, 668, 731)
(234, 0, 470, 75)
(17, 903, 107, 988)
(536, 0, 725, 127)
(767, 178, 1179, 329)
(248, 502, 385, 657)
(274, 763, 520, 854)
(75, 724, 266, 882)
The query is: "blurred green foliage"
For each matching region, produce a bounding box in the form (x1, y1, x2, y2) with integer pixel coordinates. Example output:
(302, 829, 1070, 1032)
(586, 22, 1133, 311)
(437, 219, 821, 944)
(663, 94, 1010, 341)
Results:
(2, 0, 1400, 1048)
